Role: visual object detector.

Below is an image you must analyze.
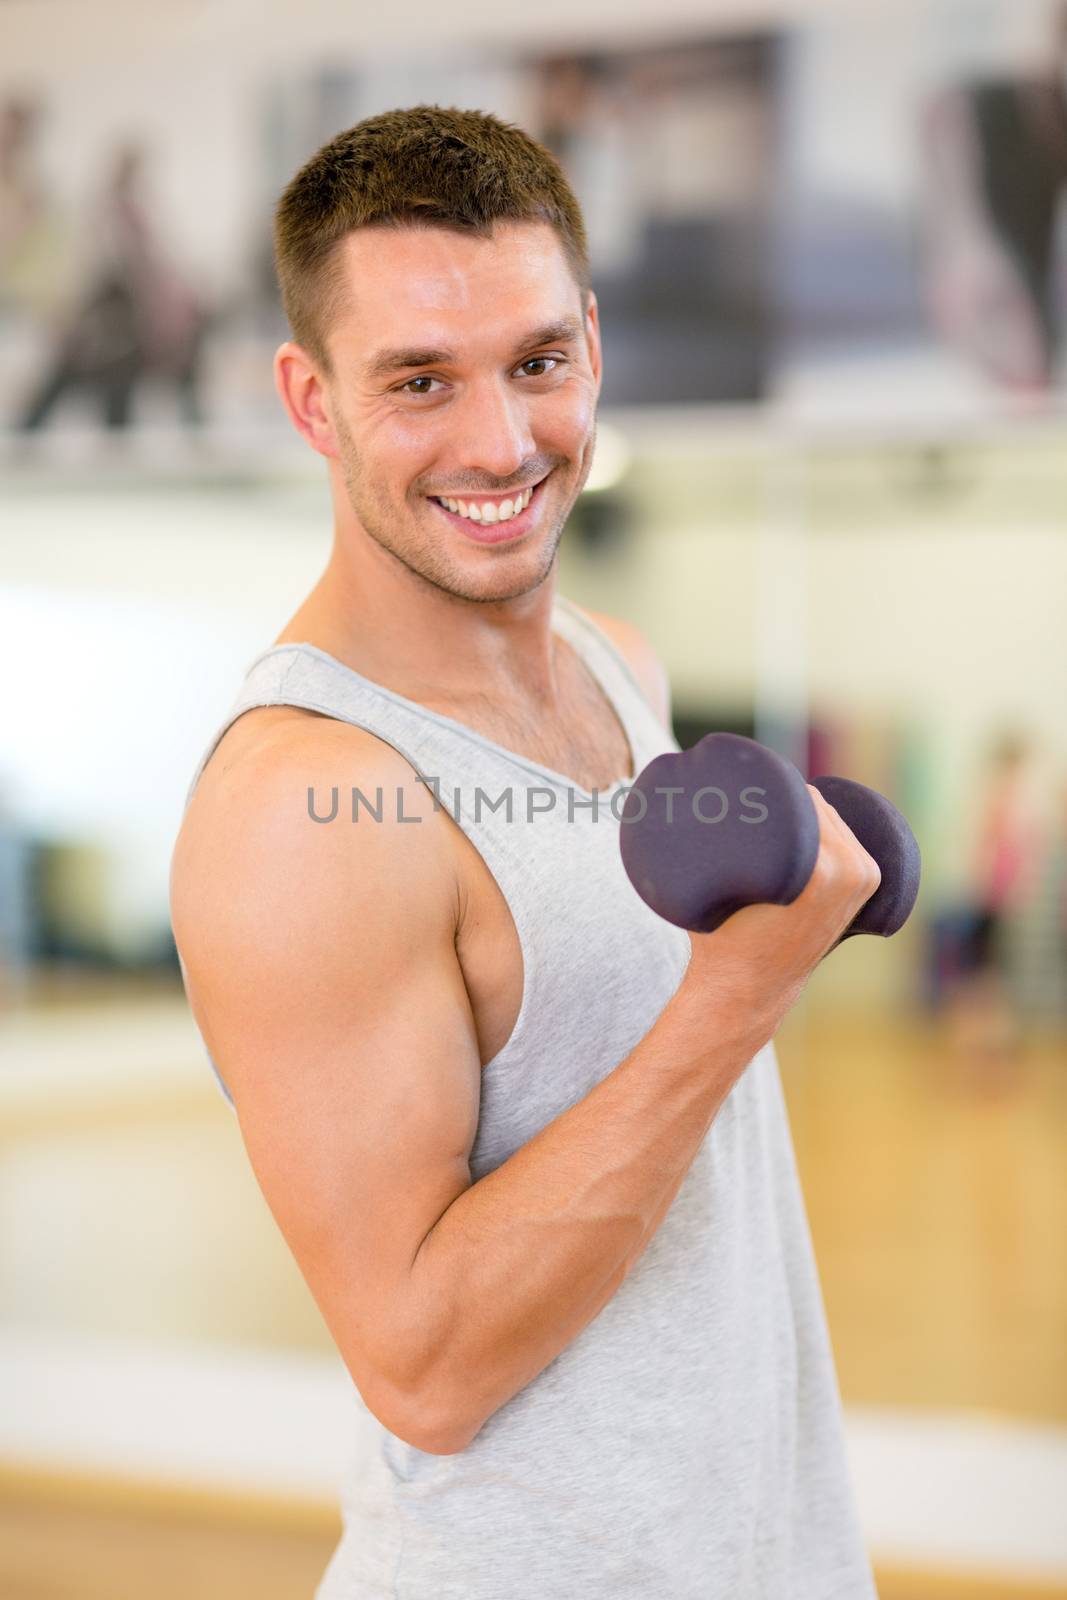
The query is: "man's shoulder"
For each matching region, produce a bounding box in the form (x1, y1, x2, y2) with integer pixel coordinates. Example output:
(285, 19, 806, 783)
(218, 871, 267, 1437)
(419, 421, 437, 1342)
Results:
(172, 705, 456, 940)
(568, 603, 673, 732)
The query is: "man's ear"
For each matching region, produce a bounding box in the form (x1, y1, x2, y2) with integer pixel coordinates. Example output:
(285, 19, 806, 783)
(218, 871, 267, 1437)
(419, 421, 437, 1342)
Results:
(273, 341, 339, 459)
(584, 291, 602, 396)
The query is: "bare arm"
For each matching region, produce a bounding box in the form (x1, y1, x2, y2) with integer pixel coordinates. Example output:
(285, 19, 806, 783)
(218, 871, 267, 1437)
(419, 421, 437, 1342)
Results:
(171, 719, 877, 1457)
(408, 976, 774, 1451)
(171, 720, 482, 1452)
(401, 784, 878, 1450)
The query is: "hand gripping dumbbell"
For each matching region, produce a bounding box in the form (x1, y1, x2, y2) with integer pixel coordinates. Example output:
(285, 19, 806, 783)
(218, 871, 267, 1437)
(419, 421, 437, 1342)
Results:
(618, 732, 921, 940)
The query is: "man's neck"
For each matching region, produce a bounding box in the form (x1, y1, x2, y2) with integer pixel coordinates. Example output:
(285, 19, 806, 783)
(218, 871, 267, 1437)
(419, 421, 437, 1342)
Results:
(273, 552, 565, 712)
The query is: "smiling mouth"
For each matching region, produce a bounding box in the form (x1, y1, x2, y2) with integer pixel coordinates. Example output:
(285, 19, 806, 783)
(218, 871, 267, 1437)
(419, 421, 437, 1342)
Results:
(426, 471, 552, 540)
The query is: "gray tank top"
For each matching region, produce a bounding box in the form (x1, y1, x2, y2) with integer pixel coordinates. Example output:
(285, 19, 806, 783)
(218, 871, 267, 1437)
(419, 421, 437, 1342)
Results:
(181, 592, 876, 1599)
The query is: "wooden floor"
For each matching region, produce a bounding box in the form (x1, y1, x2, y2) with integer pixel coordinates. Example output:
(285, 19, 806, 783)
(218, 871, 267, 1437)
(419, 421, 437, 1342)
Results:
(2, 987, 1065, 1598)
(779, 1004, 1067, 1425)
(2, 1472, 1064, 1600)
(0, 1468, 339, 1600)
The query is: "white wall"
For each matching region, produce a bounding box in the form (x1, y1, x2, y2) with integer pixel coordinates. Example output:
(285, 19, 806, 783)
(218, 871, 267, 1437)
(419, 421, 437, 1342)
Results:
(6, 421, 1065, 983)
(3, 0, 1057, 297)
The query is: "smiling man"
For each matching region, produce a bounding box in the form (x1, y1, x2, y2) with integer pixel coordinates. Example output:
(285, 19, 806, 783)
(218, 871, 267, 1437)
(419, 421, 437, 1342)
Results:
(170, 106, 878, 1599)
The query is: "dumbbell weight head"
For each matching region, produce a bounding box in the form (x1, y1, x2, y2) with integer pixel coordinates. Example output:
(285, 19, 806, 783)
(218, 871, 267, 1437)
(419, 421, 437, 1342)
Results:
(618, 732, 820, 934)
(619, 731, 922, 941)
(808, 775, 921, 939)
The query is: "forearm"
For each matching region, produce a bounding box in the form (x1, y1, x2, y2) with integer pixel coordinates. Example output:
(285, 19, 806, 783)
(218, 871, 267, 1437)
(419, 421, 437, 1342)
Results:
(399, 976, 778, 1450)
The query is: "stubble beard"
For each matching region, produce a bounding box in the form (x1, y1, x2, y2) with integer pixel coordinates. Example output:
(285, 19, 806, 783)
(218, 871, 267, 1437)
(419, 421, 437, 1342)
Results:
(334, 414, 596, 606)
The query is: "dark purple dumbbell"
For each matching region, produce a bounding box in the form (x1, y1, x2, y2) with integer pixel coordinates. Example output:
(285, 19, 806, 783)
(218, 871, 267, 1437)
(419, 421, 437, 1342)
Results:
(618, 731, 921, 940)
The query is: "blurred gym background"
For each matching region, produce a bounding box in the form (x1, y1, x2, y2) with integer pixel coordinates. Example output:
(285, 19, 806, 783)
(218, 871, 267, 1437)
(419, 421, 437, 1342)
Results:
(2, 0, 1066, 1595)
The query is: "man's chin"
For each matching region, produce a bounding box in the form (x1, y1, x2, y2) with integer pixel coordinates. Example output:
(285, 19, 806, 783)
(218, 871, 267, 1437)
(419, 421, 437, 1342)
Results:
(439, 542, 559, 605)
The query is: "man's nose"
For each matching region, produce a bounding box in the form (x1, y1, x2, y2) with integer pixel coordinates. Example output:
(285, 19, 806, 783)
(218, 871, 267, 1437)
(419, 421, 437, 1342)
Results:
(450, 374, 537, 484)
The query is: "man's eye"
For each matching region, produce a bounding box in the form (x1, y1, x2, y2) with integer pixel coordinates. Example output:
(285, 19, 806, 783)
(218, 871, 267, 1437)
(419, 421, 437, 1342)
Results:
(399, 374, 443, 396)
(518, 356, 562, 377)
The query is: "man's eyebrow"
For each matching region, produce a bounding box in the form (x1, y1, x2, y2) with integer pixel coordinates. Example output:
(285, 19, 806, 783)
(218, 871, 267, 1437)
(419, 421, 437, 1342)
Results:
(363, 317, 585, 381)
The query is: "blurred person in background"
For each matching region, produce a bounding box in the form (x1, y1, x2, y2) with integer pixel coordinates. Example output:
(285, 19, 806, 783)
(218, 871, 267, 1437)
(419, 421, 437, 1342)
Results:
(919, 1, 1067, 391)
(946, 730, 1045, 1086)
(0, 774, 35, 1013)
(13, 137, 212, 431)
(0, 93, 76, 330)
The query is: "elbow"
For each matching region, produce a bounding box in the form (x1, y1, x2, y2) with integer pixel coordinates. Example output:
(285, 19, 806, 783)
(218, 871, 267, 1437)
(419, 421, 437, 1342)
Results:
(359, 1296, 484, 1455)
(397, 1388, 482, 1456)
(408, 1422, 478, 1457)
(367, 1372, 480, 1456)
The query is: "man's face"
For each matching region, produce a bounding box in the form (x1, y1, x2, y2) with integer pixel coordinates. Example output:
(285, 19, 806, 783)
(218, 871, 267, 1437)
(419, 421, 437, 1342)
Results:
(317, 219, 602, 604)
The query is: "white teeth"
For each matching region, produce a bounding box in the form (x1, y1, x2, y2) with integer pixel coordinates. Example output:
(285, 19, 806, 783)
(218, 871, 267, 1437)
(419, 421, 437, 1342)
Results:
(438, 484, 534, 523)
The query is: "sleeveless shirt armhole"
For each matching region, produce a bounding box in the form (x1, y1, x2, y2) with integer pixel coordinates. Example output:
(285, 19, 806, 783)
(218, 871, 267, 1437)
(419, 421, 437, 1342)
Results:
(466, 822, 540, 1078)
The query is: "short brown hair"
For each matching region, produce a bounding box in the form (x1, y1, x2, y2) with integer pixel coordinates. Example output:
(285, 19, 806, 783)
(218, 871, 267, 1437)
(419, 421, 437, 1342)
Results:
(272, 103, 592, 379)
